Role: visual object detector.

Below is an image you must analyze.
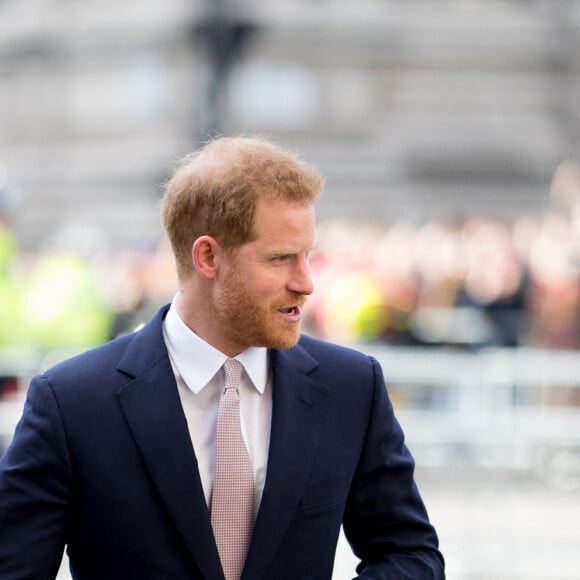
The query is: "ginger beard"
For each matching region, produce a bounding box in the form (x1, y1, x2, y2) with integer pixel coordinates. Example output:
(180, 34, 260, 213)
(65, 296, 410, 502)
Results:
(209, 263, 307, 351)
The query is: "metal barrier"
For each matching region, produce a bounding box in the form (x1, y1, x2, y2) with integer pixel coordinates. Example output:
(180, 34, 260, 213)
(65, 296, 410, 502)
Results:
(356, 344, 580, 483)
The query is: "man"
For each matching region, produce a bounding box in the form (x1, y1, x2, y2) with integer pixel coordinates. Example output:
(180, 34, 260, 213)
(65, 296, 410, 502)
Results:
(0, 136, 444, 579)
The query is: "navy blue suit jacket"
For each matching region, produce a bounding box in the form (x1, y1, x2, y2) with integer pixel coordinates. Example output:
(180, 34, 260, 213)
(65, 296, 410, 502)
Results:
(0, 306, 444, 579)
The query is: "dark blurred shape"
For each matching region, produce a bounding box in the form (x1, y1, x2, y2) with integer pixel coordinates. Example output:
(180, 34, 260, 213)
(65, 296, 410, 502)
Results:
(193, 1, 259, 137)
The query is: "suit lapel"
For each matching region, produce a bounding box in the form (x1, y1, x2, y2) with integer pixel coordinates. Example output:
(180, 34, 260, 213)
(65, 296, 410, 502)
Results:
(243, 345, 328, 580)
(113, 309, 328, 580)
(115, 308, 224, 580)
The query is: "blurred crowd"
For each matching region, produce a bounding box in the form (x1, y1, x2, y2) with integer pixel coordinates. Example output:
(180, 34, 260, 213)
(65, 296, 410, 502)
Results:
(2, 158, 580, 358)
(307, 212, 580, 350)
(0, 221, 176, 352)
(1, 207, 580, 355)
(307, 162, 580, 350)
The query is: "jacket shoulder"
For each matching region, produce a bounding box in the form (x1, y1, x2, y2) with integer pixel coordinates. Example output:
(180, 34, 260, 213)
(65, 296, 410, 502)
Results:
(296, 334, 377, 378)
(297, 333, 369, 360)
(39, 305, 170, 396)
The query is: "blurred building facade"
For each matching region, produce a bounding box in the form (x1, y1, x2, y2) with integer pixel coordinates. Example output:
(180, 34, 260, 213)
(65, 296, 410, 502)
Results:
(1, 0, 580, 250)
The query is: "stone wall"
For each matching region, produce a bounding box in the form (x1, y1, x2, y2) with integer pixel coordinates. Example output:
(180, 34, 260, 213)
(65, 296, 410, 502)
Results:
(0, 0, 579, 250)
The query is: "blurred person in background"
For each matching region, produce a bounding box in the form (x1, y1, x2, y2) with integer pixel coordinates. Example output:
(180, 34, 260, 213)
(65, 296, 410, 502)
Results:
(0, 136, 444, 580)
(525, 161, 580, 350)
(16, 247, 113, 350)
(312, 223, 390, 343)
(0, 219, 113, 353)
(525, 214, 580, 350)
(453, 217, 527, 347)
(371, 223, 421, 345)
(106, 238, 177, 339)
(406, 220, 469, 347)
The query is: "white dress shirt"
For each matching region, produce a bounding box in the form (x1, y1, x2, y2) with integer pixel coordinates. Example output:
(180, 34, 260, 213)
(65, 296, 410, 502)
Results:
(162, 301, 272, 515)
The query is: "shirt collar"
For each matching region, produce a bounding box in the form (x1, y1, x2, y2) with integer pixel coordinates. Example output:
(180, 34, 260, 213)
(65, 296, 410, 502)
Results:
(163, 299, 268, 394)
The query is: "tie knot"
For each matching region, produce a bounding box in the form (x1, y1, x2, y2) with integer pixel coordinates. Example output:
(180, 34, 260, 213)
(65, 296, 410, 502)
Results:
(223, 359, 243, 391)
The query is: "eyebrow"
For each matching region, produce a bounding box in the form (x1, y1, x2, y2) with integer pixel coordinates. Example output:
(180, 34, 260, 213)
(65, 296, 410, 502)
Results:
(270, 245, 316, 256)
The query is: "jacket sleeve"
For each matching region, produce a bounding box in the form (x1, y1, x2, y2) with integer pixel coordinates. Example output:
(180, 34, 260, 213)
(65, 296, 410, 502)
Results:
(342, 357, 445, 579)
(0, 375, 72, 579)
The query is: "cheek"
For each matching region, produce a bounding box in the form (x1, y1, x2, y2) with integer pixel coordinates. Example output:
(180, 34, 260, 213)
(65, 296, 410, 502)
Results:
(249, 272, 287, 300)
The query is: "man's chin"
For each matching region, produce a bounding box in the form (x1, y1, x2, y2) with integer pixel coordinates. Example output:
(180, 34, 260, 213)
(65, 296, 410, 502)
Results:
(262, 327, 301, 350)
(273, 337, 301, 350)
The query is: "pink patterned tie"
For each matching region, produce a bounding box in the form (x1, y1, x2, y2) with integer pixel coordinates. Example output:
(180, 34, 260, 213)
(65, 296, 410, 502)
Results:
(210, 359, 254, 580)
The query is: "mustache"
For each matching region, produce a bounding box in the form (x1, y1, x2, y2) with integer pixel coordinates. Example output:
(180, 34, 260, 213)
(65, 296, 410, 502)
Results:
(274, 293, 308, 309)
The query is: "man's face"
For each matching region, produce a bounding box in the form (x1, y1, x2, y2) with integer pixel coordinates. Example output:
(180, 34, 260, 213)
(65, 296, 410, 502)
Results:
(209, 197, 316, 355)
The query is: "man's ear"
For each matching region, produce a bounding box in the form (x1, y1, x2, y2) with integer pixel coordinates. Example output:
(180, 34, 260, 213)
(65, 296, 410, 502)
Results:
(192, 235, 220, 279)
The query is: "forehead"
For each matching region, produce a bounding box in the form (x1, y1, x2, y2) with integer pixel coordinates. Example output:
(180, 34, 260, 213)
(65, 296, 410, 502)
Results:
(251, 197, 316, 245)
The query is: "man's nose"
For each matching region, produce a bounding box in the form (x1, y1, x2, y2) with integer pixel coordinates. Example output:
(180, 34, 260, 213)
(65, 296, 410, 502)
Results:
(288, 257, 314, 296)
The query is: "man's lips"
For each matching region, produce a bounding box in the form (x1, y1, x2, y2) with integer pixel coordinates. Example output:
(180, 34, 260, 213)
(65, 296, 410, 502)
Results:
(277, 304, 303, 322)
(278, 305, 299, 314)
